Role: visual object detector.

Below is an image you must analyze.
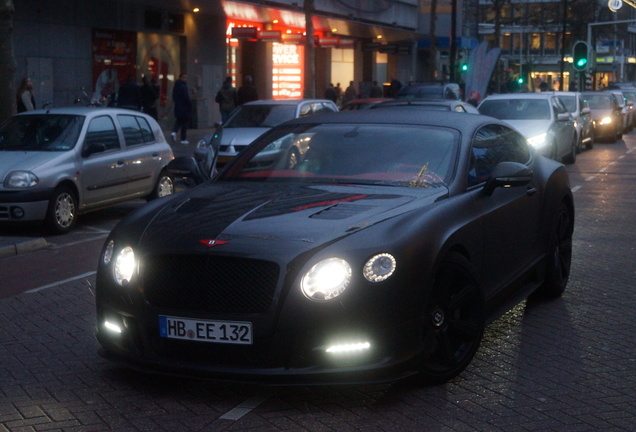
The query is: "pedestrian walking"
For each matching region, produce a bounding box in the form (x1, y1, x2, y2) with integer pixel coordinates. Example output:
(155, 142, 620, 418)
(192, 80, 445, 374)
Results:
(343, 81, 357, 105)
(117, 73, 142, 110)
(215, 76, 238, 122)
(370, 81, 384, 98)
(237, 75, 259, 105)
(16, 77, 35, 112)
(171, 73, 192, 145)
(324, 83, 337, 103)
(140, 76, 159, 120)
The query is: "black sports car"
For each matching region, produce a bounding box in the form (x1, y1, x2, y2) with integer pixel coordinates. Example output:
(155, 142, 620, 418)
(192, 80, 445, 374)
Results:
(95, 110, 574, 385)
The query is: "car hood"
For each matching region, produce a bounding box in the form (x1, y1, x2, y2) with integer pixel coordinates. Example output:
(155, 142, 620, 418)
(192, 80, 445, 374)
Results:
(220, 128, 270, 148)
(588, 108, 613, 119)
(501, 120, 551, 139)
(0, 151, 69, 178)
(131, 182, 447, 257)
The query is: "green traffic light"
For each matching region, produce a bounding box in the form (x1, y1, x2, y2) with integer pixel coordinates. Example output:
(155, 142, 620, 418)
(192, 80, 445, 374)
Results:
(461, 64, 468, 71)
(518, 78, 524, 84)
(577, 59, 587, 67)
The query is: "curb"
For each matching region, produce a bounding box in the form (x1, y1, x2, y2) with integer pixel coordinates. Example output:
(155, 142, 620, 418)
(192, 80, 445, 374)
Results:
(0, 238, 48, 259)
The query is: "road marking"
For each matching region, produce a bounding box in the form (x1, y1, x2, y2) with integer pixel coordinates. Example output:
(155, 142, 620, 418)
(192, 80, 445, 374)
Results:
(585, 176, 596, 182)
(219, 393, 272, 421)
(47, 235, 108, 250)
(25, 271, 96, 293)
(572, 185, 582, 193)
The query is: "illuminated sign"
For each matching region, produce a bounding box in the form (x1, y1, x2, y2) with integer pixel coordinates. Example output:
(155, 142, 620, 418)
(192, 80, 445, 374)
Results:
(272, 43, 304, 99)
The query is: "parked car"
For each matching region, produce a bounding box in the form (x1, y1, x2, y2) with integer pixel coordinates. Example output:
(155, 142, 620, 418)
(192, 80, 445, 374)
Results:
(96, 109, 574, 385)
(555, 91, 594, 151)
(397, 82, 462, 100)
(371, 98, 480, 114)
(0, 107, 174, 234)
(606, 90, 632, 133)
(213, 99, 339, 168)
(478, 93, 577, 163)
(581, 91, 623, 142)
(340, 98, 392, 111)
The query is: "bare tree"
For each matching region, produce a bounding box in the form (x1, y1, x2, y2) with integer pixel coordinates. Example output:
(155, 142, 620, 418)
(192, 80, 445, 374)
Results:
(0, 0, 16, 122)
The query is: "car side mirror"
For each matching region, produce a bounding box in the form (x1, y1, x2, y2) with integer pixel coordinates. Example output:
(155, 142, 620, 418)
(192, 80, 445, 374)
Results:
(557, 113, 570, 121)
(483, 162, 533, 196)
(581, 107, 591, 115)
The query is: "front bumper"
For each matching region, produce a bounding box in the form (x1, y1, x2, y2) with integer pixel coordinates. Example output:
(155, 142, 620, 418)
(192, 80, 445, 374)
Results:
(0, 189, 54, 222)
(95, 302, 423, 385)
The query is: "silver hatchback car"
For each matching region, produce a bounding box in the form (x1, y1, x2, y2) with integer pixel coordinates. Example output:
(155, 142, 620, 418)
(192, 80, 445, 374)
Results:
(0, 107, 174, 233)
(215, 99, 339, 168)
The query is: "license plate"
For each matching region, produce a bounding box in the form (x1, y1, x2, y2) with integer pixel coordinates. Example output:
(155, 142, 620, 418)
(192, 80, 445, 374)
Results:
(159, 315, 252, 345)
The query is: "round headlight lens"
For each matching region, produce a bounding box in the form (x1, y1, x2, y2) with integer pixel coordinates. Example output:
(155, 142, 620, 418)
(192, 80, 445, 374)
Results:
(301, 258, 351, 301)
(113, 246, 136, 286)
(4, 171, 39, 188)
(103, 240, 114, 265)
(363, 253, 396, 282)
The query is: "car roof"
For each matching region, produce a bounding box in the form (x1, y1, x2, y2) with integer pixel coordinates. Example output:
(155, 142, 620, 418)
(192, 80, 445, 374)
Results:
(481, 93, 555, 100)
(281, 108, 500, 133)
(18, 107, 157, 118)
(242, 99, 336, 106)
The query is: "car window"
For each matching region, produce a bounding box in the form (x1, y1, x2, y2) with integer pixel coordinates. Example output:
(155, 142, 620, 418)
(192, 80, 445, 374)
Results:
(219, 123, 459, 187)
(0, 114, 83, 151)
(559, 96, 576, 113)
(316, 102, 337, 113)
(299, 104, 314, 117)
(117, 115, 155, 146)
(224, 105, 297, 128)
(584, 94, 613, 109)
(84, 116, 120, 153)
(479, 99, 550, 120)
(468, 125, 530, 187)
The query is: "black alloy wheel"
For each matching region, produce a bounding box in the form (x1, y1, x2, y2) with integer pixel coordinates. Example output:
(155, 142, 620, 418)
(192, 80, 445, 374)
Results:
(535, 201, 573, 298)
(418, 252, 484, 385)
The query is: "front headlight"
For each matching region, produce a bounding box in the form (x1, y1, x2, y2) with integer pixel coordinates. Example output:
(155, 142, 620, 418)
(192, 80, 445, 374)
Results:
(301, 258, 352, 301)
(4, 171, 39, 188)
(599, 116, 612, 125)
(363, 253, 396, 282)
(527, 133, 548, 149)
(113, 246, 136, 286)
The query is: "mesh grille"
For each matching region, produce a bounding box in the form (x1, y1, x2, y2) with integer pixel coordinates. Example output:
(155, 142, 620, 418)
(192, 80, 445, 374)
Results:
(142, 255, 280, 314)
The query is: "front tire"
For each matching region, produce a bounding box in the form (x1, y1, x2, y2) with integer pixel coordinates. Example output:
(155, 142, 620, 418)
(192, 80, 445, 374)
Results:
(535, 201, 573, 298)
(45, 185, 77, 234)
(147, 170, 174, 201)
(418, 252, 484, 385)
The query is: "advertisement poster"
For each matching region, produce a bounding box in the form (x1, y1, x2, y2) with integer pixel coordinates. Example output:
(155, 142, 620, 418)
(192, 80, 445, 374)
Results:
(91, 28, 137, 106)
(272, 43, 304, 99)
(137, 32, 180, 111)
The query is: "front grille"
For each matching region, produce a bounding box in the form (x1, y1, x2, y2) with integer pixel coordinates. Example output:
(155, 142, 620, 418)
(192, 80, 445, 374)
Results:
(142, 255, 280, 314)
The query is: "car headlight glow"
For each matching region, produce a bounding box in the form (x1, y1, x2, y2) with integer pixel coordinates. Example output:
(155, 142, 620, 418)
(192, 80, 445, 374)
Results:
(113, 246, 136, 286)
(4, 171, 39, 188)
(599, 116, 612, 125)
(301, 258, 351, 301)
(103, 240, 114, 265)
(363, 253, 396, 282)
(527, 133, 548, 149)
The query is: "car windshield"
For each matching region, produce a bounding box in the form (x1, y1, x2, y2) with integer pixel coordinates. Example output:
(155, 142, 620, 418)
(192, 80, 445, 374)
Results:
(218, 123, 458, 187)
(224, 105, 297, 128)
(584, 94, 613, 109)
(0, 114, 84, 151)
(559, 96, 576, 113)
(479, 99, 550, 120)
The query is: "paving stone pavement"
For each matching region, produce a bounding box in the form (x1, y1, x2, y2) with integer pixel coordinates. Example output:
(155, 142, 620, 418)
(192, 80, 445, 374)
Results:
(2, 147, 636, 431)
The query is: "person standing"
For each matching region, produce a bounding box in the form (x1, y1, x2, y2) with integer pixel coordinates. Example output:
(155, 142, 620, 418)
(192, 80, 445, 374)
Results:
(237, 75, 259, 105)
(16, 77, 35, 112)
(215, 76, 237, 122)
(324, 83, 337, 103)
(343, 81, 357, 105)
(171, 73, 192, 145)
(117, 73, 142, 110)
(140, 75, 159, 120)
(370, 81, 384, 98)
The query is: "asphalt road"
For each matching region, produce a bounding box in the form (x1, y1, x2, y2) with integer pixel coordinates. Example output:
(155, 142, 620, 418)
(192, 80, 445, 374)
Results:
(1, 134, 635, 431)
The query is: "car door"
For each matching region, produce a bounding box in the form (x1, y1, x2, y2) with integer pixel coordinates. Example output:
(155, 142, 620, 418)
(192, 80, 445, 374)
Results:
(551, 96, 573, 160)
(79, 115, 128, 207)
(467, 124, 540, 299)
(117, 114, 161, 196)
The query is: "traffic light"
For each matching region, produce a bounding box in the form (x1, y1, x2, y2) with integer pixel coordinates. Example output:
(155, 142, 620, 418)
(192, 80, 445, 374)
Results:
(461, 63, 468, 72)
(572, 41, 589, 72)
